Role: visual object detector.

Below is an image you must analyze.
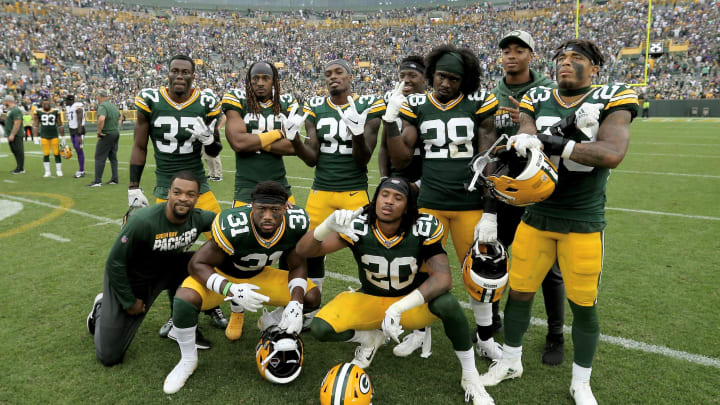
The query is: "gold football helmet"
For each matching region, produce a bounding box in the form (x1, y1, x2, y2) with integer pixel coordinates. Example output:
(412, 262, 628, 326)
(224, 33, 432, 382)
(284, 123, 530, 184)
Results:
(468, 134, 558, 207)
(255, 326, 304, 384)
(320, 363, 373, 405)
(462, 240, 508, 303)
(60, 140, 72, 159)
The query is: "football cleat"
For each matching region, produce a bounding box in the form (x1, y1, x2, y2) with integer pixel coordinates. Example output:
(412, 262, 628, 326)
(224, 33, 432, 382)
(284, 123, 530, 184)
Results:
(462, 240, 508, 304)
(475, 335, 503, 361)
(392, 327, 432, 358)
(206, 307, 228, 329)
(43, 172, 51, 178)
(255, 326, 304, 384)
(467, 134, 557, 207)
(542, 333, 565, 366)
(320, 363, 372, 405)
(570, 380, 598, 405)
(461, 371, 495, 405)
(163, 358, 198, 394)
(351, 330, 385, 369)
(225, 310, 245, 340)
(479, 356, 523, 387)
(159, 317, 173, 338)
(73, 171, 86, 178)
(257, 306, 284, 332)
(86, 293, 103, 335)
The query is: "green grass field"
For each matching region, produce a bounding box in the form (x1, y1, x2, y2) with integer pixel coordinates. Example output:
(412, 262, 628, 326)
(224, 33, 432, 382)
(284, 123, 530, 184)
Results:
(1, 118, 718, 404)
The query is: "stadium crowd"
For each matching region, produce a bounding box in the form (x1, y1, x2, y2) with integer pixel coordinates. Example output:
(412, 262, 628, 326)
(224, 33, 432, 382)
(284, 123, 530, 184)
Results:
(0, 0, 718, 111)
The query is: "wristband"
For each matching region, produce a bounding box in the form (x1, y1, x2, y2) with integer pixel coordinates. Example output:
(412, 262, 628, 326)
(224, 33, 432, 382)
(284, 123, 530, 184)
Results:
(222, 281, 233, 296)
(388, 289, 425, 314)
(259, 129, 282, 150)
(288, 278, 308, 295)
(561, 139, 576, 160)
(129, 164, 144, 184)
(313, 222, 332, 242)
(206, 273, 228, 294)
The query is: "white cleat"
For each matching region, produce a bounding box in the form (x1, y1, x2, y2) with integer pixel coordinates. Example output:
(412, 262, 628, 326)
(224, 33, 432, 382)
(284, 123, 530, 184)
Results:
(570, 381, 598, 405)
(351, 330, 385, 369)
(56, 170, 63, 177)
(43, 172, 51, 178)
(257, 306, 284, 331)
(478, 356, 523, 387)
(475, 335, 503, 361)
(393, 328, 431, 358)
(163, 358, 198, 394)
(461, 371, 495, 405)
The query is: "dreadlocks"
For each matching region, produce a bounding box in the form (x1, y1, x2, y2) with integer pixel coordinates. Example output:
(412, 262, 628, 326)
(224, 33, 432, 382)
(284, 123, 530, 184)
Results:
(245, 61, 282, 117)
(366, 177, 419, 236)
(425, 44, 481, 96)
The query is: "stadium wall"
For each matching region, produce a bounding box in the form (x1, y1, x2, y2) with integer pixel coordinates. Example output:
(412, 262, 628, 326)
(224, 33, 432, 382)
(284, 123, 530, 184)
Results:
(648, 100, 720, 117)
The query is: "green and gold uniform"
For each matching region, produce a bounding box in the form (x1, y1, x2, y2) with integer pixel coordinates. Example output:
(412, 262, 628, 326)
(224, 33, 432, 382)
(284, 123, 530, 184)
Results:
(221, 90, 298, 203)
(134, 87, 222, 199)
(383, 90, 422, 182)
(95, 203, 215, 366)
(398, 90, 498, 264)
(180, 204, 316, 311)
(37, 108, 61, 139)
(511, 83, 639, 306)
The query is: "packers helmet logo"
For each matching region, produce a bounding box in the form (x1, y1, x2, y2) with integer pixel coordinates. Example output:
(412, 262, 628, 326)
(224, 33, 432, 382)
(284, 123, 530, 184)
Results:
(359, 373, 371, 394)
(510, 30, 521, 36)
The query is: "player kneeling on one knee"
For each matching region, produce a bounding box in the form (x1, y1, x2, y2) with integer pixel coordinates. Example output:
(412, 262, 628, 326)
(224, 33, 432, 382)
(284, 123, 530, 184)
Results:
(296, 177, 495, 405)
(163, 180, 320, 394)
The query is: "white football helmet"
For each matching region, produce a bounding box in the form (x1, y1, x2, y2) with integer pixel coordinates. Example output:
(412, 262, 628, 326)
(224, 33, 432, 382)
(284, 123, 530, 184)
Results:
(255, 326, 304, 384)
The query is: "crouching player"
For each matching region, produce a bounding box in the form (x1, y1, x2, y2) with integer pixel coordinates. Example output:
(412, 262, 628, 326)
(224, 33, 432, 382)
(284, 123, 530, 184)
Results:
(296, 177, 494, 405)
(163, 181, 321, 394)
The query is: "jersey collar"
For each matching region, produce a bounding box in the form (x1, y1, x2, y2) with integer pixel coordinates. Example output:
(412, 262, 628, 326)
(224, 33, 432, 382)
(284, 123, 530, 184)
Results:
(250, 212, 286, 249)
(428, 92, 464, 111)
(372, 221, 404, 249)
(552, 88, 594, 109)
(160, 87, 199, 110)
(327, 94, 357, 110)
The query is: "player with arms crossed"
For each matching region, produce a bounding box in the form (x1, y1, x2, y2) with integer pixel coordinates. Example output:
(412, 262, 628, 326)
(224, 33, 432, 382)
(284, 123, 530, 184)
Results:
(297, 177, 494, 405)
(289, 59, 385, 303)
(34, 97, 65, 177)
(479, 39, 639, 405)
(163, 181, 321, 394)
(385, 45, 503, 360)
(130, 54, 227, 336)
(220, 61, 306, 339)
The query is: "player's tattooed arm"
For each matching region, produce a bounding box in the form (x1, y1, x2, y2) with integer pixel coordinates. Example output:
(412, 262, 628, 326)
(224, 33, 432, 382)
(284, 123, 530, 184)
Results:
(386, 119, 417, 169)
(290, 119, 319, 167)
(569, 109, 631, 169)
(417, 252, 452, 302)
(517, 112, 538, 135)
(352, 116, 379, 166)
(129, 111, 150, 188)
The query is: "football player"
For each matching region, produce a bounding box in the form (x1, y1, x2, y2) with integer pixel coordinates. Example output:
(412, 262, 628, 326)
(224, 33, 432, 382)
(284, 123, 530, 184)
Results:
(220, 61, 304, 340)
(289, 59, 385, 303)
(64, 94, 86, 178)
(34, 97, 64, 177)
(384, 45, 502, 359)
(87, 171, 216, 366)
(129, 54, 227, 337)
(163, 181, 321, 394)
(479, 39, 639, 405)
(297, 177, 494, 405)
(378, 55, 432, 358)
(492, 30, 566, 365)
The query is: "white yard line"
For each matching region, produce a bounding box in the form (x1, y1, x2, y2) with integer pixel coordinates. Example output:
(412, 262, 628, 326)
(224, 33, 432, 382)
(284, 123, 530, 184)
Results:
(606, 207, 720, 221)
(613, 169, 720, 179)
(40, 232, 70, 242)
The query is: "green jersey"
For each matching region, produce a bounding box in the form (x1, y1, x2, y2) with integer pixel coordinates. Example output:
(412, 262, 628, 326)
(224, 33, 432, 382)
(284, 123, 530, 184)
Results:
(105, 203, 215, 309)
(492, 69, 555, 136)
(399, 90, 499, 210)
(221, 89, 298, 201)
(519, 83, 639, 231)
(339, 212, 446, 297)
(97, 100, 121, 134)
(4, 106, 22, 136)
(303, 95, 386, 191)
(211, 205, 310, 279)
(36, 108, 62, 139)
(134, 87, 222, 198)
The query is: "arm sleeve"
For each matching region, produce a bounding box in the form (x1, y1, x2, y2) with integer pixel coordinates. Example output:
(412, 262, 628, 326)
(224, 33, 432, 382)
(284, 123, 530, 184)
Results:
(97, 104, 107, 119)
(474, 91, 499, 122)
(518, 93, 536, 120)
(398, 101, 418, 126)
(602, 85, 640, 121)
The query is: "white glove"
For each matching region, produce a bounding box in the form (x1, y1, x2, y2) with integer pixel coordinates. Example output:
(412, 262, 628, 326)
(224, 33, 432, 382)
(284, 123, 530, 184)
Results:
(282, 104, 309, 141)
(382, 82, 405, 122)
(336, 96, 369, 136)
(321, 208, 363, 242)
(575, 103, 601, 129)
(381, 308, 403, 343)
(473, 213, 497, 243)
(226, 283, 269, 312)
(278, 301, 304, 335)
(506, 133, 542, 158)
(189, 117, 217, 145)
(128, 188, 149, 208)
